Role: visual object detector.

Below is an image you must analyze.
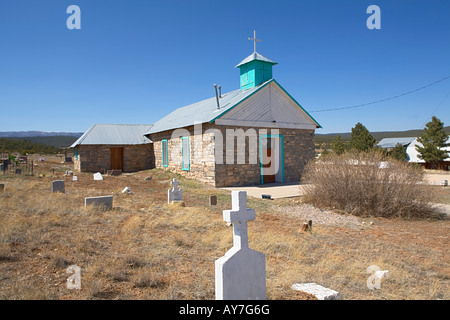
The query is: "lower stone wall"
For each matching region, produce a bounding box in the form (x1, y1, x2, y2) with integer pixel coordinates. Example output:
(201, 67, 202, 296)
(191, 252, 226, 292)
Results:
(74, 144, 154, 173)
(282, 129, 316, 183)
(150, 124, 316, 187)
(212, 126, 315, 187)
(151, 125, 216, 184)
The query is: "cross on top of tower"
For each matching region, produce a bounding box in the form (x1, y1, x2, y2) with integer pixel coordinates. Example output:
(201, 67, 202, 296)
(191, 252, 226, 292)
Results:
(248, 30, 261, 53)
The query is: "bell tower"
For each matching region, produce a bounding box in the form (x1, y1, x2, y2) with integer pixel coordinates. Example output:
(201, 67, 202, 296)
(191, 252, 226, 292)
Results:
(235, 31, 277, 90)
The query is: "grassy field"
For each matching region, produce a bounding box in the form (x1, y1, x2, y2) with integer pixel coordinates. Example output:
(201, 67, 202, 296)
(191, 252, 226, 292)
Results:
(0, 156, 449, 300)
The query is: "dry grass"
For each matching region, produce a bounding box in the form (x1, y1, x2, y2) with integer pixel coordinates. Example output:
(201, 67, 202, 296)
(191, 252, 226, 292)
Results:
(0, 155, 449, 300)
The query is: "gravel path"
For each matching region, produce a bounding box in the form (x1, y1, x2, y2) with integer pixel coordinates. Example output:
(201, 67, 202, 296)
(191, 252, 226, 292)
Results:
(276, 203, 365, 229)
(277, 202, 450, 229)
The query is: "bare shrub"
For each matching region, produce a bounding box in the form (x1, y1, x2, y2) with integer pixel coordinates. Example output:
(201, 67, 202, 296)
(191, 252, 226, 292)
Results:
(302, 151, 436, 218)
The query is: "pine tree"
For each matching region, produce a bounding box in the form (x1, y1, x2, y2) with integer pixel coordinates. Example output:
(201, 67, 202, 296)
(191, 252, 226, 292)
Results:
(390, 143, 408, 161)
(416, 116, 449, 169)
(332, 134, 346, 155)
(349, 122, 376, 152)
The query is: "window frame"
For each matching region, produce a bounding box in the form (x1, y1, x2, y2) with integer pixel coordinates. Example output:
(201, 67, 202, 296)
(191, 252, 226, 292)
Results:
(181, 136, 190, 171)
(161, 139, 168, 167)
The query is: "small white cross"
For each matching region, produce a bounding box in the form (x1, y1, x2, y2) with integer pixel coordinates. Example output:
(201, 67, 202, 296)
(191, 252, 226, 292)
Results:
(168, 178, 183, 203)
(170, 178, 180, 191)
(223, 191, 256, 249)
(248, 30, 261, 53)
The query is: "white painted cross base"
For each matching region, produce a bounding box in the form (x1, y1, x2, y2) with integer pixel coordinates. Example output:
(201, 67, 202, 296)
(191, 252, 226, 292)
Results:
(215, 191, 266, 300)
(168, 178, 183, 204)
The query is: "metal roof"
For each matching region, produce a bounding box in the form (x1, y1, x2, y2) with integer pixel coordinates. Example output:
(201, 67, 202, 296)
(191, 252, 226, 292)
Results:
(377, 137, 416, 149)
(235, 52, 278, 68)
(70, 124, 153, 148)
(145, 80, 272, 135)
(145, 79, 321, 135)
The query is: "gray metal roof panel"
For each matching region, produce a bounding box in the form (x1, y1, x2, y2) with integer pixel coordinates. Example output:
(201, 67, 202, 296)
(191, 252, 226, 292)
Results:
(377, 137, 416, 149)
(145, 81, 272, 135)
(235, 52, 278, 68)
(70, 124, 153, 147)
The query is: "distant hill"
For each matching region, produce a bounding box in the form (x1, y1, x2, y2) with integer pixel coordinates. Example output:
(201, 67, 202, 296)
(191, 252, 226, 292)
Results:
(0, 131, 83, 138)
(0, 131, 83, 148)
(316, 126, 450, 145)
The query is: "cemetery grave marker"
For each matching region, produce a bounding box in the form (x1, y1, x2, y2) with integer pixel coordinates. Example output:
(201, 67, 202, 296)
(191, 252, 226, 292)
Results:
(168, 178, 183, 204)
(52, 180, 65, 193)
(215, 191, 266, 300)
(85, 195, 113, 210)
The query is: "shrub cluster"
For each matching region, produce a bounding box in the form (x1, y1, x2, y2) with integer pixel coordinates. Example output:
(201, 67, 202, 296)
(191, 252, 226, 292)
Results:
(302, 151, 435, 218)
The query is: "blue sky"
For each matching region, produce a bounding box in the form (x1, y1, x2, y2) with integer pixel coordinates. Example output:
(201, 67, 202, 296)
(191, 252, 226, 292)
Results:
(0, 0, 449, 134)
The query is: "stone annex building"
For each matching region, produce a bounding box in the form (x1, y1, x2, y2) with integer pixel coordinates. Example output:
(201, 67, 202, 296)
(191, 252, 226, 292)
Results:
(71, 46, 322, 187)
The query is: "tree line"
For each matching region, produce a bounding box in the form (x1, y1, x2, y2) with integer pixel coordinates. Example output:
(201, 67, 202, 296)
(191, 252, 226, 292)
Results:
(322, 116, 449, 168)
(0, 138, 63, 156)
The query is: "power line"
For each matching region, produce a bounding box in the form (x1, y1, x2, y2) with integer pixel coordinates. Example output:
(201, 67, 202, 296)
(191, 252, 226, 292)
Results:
(422, 89, 450, 127)
(309, 75, 450, 113)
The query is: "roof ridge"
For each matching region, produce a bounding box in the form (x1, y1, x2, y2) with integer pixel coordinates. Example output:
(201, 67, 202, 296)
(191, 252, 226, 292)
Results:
(92, 124, 153, 126)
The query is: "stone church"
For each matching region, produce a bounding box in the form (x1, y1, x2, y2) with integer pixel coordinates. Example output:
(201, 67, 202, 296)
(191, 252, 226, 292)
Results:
(72, 40, 321, 187)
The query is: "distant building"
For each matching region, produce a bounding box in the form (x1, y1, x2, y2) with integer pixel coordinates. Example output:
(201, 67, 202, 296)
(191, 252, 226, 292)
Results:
(376, 137, 416, 151)
(377, 137, 449, 170)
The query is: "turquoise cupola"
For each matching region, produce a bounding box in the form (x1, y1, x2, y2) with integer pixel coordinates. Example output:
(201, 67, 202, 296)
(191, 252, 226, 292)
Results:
(236, 52, 277, 90)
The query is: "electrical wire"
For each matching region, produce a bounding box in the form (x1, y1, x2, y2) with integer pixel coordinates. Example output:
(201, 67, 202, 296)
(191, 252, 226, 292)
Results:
(422, 89, 450, 127)
(309, 75, 450, 113)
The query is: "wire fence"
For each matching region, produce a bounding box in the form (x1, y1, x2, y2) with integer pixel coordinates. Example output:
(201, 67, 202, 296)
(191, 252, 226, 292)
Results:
(0, 159, 34, 176)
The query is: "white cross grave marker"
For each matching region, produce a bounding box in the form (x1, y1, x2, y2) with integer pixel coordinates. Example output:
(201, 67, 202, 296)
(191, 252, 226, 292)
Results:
(168, 178, 183, 203)
(215, 191, 266, 300)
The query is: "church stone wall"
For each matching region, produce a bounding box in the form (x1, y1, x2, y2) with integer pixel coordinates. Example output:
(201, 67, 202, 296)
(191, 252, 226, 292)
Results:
(150, 124, 316, 188)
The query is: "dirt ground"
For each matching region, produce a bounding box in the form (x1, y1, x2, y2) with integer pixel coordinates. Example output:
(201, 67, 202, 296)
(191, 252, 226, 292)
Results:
(0, 155, 449, 300)
(423, 170, 450, 186)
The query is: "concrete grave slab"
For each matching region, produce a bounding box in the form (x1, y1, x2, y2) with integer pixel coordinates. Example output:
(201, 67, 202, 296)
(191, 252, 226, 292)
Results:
(85, 195, 113, 210)
(93, 172, 103, 181)
(291, 283, 340, 300)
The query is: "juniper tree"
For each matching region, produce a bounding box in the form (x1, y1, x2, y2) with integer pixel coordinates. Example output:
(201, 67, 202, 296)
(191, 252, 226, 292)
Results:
(416, 116, 449, 169)
(331, 134, 346, 155)
(349, 122, 376, 152)
(390, 143, 408, 162)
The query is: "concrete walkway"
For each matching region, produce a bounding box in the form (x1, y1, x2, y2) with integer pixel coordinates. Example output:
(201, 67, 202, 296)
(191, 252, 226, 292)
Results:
(221, 182, 308, 199)
(220, 172, 449, 200)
